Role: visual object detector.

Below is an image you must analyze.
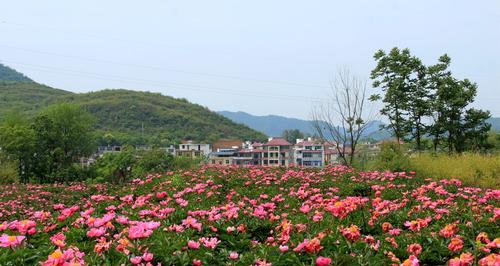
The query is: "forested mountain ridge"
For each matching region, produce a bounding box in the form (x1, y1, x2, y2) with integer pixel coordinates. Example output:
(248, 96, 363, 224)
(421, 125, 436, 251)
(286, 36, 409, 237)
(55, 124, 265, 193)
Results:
(0, 65, 267, 144)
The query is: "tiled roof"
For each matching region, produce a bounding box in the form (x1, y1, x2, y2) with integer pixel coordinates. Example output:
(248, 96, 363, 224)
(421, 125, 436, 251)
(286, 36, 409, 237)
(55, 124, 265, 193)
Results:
(265, 138, 292, 146)
(212, 139, 242, 151)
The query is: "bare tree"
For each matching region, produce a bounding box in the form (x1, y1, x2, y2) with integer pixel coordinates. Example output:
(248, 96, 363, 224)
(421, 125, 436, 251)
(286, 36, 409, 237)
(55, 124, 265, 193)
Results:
(311, 69, 373, 165)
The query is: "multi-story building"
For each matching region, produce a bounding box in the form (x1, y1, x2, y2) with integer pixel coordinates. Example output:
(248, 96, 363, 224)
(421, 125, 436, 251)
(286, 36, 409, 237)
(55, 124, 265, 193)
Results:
(209, 148, 238, 165)
(261, 137, 293, 167)
(175, 140, 211, 159)
(208, 139, 242, 166)
(293, 138, 324, 167)
(233, 142, 263, 166)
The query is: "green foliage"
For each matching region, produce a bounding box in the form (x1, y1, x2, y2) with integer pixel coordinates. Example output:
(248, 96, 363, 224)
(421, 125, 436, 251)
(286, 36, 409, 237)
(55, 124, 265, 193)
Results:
(30, 103, 96, 183)
(0, 104, 96, 183)
(0, 113, 36, 183)
(0, 155, 18, 184)
(281, 129, 306, 144)
(0, 81, 71, 120)
(171, 156, 202, 170)
(371, 48, 491, 153)
(373, 142, 411, 172)
(133, 148, 174, 176)
(94, 146, 136, 183)
(371, 48, 420, 144)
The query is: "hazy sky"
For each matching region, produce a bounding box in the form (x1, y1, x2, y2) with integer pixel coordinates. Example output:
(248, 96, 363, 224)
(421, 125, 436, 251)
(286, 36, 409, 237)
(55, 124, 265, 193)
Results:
(1, 0, 499, 119)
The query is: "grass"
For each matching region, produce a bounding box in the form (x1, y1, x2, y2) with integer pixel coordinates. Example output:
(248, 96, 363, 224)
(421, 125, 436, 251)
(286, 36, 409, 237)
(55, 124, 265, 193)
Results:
(409, 152, 500, 188)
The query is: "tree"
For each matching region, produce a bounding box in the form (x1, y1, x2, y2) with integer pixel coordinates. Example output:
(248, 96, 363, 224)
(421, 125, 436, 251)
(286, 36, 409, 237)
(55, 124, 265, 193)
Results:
(0, 113, 36, 183)
(95, 146, 136, 183)
(312, 69, 373, 165)
(427, 56, 491, 153)
(370, 47, 429, 150)
(31, 103, 96, 182)
(281, 129, 306, 144)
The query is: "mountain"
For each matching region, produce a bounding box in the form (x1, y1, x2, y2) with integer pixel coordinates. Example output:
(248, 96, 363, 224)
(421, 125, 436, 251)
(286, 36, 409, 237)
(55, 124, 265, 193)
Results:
(0, 65, 266, 144)
(487, 117, 500, 131)
(0, 64, 33, 82)
(0, 81, 72, 118)
(56, 90, 267, 144)
(218, 111, 391, 141)
(217, 111, 316, 137)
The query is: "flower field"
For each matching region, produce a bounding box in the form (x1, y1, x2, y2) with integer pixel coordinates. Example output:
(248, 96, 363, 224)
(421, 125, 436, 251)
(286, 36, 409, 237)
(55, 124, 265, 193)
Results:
(0, 166, 498, 265)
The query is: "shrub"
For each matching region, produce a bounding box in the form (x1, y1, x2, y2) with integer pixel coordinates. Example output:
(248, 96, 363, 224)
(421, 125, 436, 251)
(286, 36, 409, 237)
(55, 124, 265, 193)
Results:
(94, 147, 136, 183)
(372, 142, 411, 172)
(0, 157, 18, 184)
(133, 149, 174, 177)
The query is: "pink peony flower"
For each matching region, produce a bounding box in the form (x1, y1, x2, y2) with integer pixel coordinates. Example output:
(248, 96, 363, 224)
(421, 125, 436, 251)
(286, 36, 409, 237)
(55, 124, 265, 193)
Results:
(188, 240, 200, 249)
(229, 251, 239, 260)
(0, 234, 25, 248)
(316, 256, 332, 266)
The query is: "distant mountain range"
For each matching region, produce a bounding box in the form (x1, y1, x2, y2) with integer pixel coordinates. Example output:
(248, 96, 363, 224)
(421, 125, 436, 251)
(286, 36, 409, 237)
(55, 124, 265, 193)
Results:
(218, 111, 500, 141)
(218, 111, 392, 141)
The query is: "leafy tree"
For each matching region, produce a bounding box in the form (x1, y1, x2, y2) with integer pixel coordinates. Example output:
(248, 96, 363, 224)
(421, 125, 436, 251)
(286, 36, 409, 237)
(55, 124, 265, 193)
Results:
(94, 146, 136, 183)
(0, 113, 36, 183)
(427, 56, 491, 153)
(134, 148, 174, 176)
(281, 129, 306, 144)
(31, 103, 96, 182)
(370, 47, 429, 150)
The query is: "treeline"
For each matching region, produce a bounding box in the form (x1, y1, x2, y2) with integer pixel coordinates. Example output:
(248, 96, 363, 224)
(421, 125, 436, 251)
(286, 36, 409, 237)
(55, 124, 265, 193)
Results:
(0, 103, 198, 184)
(370, 47, 492, 153)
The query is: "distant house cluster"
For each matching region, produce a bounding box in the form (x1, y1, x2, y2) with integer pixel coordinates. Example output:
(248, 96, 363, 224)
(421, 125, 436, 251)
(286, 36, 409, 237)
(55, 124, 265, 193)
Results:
(207, 137, 347, 167)
(84, 137, 387, 168)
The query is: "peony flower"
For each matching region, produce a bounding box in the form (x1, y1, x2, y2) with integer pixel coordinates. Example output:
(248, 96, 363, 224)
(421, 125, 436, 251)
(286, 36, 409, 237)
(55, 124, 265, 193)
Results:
(449, 252, 474, 266)
(279, 245, 289, 252)
(229, 251, 239, 260)
(0, 234, 25, 248)
(407, 243, 422, 256)
(130, 256, 142, 265)
(188, 240, 200, 249)
(401, 255, 419, 266)
(316, 256, 332, 266)
(341, 225, 361, 242)
(50, 232, 66, 248)
(478, 254, 500, 266)
(448, 236, 464, 252)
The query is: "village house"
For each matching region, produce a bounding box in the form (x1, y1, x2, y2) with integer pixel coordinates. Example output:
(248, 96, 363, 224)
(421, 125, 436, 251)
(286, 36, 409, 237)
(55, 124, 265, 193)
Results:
(233, 141, 263, 166)
(293, 138, 324, 167)
(261, 137, 293, 167)
(208, 139, 242, 165)
(175, 140, 211, 159)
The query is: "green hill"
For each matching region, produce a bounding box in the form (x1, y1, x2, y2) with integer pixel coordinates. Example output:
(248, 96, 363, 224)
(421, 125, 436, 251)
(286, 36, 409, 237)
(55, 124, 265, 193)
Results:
(0, 64, 33, 82)
(56, 89, 267, 144)
(0, 81, 72, 118)
(0, 66, 266, 145)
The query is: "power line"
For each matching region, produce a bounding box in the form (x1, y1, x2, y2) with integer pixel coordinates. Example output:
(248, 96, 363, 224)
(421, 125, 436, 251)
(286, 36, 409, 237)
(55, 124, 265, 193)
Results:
(0, 44, 329, 89)
(1, 59, 326, 103)
(0, 20, 330, 89)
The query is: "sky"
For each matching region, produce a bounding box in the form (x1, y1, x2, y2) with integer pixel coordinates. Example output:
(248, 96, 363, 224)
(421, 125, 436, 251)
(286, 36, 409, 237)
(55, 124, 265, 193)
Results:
(1, 0, 499, 120)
